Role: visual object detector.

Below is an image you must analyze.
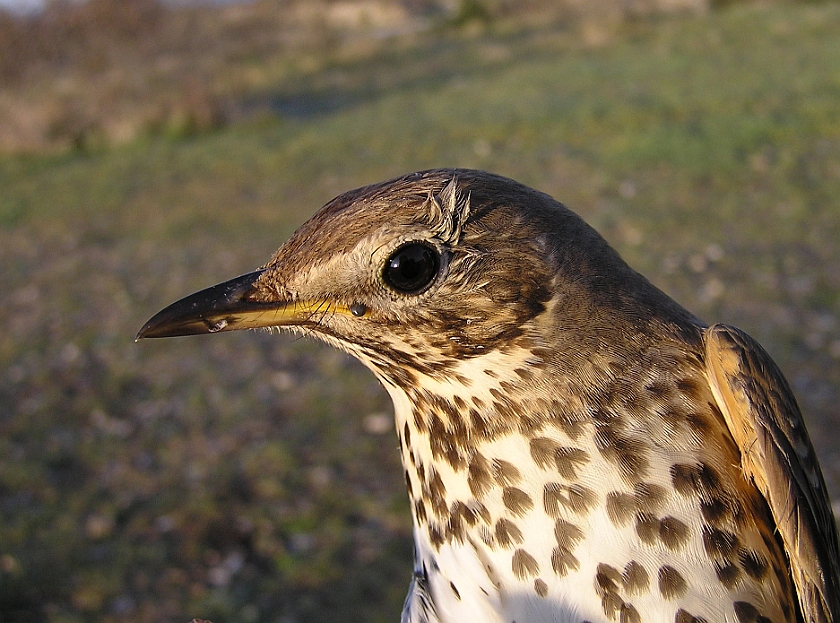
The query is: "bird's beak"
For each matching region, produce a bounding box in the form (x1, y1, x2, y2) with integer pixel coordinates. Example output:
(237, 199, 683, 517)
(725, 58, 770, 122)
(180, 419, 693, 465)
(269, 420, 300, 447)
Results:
(136, 269, 349, 340)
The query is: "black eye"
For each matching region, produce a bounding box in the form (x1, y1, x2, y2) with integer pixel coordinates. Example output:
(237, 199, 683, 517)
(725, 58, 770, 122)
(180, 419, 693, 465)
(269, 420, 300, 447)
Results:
(383, 243, 440, 294)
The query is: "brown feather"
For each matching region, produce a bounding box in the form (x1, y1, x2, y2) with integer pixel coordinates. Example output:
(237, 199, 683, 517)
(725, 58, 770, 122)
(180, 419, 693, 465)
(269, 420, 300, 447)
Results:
(706, 324, 840, 623)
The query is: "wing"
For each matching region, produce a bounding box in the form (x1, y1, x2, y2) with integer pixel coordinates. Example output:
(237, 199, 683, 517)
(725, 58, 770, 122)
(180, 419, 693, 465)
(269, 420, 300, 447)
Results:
(705, 324, 840, 623)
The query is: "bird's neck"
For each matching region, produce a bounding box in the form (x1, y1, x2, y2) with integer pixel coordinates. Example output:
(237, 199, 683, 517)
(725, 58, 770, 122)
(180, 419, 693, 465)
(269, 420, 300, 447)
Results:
(382, 343, 610, 621)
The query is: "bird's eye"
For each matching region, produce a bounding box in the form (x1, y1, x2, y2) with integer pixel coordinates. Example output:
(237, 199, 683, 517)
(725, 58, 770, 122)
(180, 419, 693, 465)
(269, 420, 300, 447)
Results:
(383, 242, 440, 294)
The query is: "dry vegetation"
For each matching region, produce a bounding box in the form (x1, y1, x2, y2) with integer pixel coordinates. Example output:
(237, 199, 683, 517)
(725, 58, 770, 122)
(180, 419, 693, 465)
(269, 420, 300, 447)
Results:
(0, 0, 710, 154)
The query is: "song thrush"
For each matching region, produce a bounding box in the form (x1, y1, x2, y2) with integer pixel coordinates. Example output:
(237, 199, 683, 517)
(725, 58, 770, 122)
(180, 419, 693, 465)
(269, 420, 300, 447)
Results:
(138, 169, 840, 623)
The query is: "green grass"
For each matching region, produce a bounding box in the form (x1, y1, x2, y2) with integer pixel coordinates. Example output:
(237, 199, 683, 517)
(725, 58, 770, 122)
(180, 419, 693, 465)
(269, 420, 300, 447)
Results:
(1, 3, 840, 622)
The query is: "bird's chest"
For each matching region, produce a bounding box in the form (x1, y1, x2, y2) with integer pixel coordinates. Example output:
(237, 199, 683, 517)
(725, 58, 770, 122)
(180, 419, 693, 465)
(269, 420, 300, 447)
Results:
(387, 369, 794, 623)
(397, 420, 667, 623)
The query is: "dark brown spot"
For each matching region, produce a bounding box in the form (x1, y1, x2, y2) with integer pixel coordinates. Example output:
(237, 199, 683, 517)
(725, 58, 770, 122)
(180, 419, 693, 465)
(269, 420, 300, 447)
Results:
(739, 549, 769, 581)
(384, 361, 417, 387)
(714, 561, 741, 588)
(530, 437, 559, 469)
(469, 408, 490, 440)
(621, 603, 641, 623)
(513, 365, 534, 380)
(703, 526, 739, 559)
(498, 380, 517, 395)
(468, 454, 492, 498)
(554, 447, 590, 479)
(676, 609, 709, 623)
(444, 403, 469, 450)
(492, 459, 521, 485)
(450, 581, 460, 600)
(733, 601, 771, 623)
(700, 496, 732, 526)
(414, 499, 427, 524)
(551, 547, 579, 576)
(512, 549, 540, 579)
(428, 469, 447, 518)
(453, 373, 471, 387)
(622, 561, 649, 594)
(495, 518, 523, 548)
(547, 404, 587, 440)
(554, 519, 584, 549)
(534, 578, 548, 597)
(544, 482, 565, 518)
(429, 524, 444, 548)
(676, 377, 703, 398)
(566, 484, 596, 514)
(520, 412, 548, 439)
(670, 463, 699, 495)
(606, 492, 636, 526)
(635, 512, 659, 545)
(596, 562, 628, 620)
(596, 563, 622, 593)
(686, 412, 712, 437)
(670, 462, 720, 497)
(472, 500, 492, 525)
(601, 593, 624, 619)
(445, 506, 465, 543)
(492, 398, 520, 425)
(428, 413, 466, 471)
(543, 482, 597, 517)
(503, 487, 533, 517)
(413, 408, 427, 433)
(634, 482, 667, 513)
(452, 500, 477, 527)
(659, 516, 689, 550)
(646, 380, 672, 398)
(658, 565, 688, 599)
(529, 346, 551, 361)
(594, 426, 649, 482)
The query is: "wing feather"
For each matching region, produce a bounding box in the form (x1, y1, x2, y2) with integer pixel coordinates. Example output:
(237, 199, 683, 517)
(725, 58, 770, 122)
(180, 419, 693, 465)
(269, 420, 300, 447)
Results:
(705, 324, 840, 623)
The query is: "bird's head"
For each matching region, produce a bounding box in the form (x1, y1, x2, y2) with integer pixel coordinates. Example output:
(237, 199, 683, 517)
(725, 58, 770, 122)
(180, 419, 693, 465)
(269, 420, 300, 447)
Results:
(138, 168, 677, 387)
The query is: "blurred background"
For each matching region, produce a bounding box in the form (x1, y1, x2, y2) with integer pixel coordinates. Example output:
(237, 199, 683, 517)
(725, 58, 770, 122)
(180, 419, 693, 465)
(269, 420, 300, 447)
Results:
(1, 0, 839, 621)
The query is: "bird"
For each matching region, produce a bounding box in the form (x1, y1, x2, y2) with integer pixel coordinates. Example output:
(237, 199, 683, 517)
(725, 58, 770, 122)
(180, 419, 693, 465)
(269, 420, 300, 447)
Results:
(137, 168, 840, 623)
